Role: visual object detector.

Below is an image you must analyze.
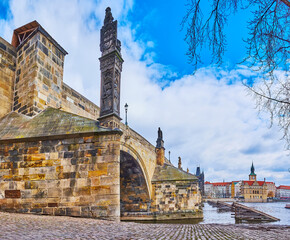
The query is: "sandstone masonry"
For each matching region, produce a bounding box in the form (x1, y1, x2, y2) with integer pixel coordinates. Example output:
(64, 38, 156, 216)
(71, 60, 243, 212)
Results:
(0, 37, 16, 118)
(0, 8, 202, 221)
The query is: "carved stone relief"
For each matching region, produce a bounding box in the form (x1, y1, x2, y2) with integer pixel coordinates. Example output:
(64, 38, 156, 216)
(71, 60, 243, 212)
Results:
(101, 70, 113, 112)
(100, 21, 117, 56)
(113, 69, 120, 113)
(100, 56, 115, 71)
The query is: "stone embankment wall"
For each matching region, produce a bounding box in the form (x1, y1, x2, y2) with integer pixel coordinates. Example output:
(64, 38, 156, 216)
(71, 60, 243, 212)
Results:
(152, 181, 201, 214)
(0, 37, 16, 118)
(0, 134, 121, 220)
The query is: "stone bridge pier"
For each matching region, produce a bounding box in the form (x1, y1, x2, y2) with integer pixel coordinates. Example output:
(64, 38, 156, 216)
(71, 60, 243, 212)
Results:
(118, 124, 203, 221)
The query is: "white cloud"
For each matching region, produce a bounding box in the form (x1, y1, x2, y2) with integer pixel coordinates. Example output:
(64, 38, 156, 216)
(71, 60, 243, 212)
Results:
(1, 0, 289, 186)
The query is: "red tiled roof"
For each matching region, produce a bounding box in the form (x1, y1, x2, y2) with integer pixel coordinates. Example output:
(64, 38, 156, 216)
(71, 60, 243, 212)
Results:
(266, 182, 275, 185)
(277, 185, 290, 190)
(212, 182, 231, 186)
(205, 181, 211, 184)
(242, 181, 265, 186)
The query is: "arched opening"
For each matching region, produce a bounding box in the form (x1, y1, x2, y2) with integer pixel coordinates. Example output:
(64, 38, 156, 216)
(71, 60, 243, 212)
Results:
(120, 150, 151, 214)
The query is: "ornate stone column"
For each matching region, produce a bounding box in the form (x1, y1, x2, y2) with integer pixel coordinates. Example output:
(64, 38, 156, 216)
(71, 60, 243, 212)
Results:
(98, 7, 124, 129)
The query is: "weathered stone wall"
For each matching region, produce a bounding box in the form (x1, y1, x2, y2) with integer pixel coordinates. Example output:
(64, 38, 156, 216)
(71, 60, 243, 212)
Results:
(13, 32, 65, 116)
(120, 126, 157, 196)
(0, 133, 120, 220)
(61, 83, 99, 120)
(152, 181, 201, 213)
(120, 151, 150, 213)
(0, 37, 16, 118)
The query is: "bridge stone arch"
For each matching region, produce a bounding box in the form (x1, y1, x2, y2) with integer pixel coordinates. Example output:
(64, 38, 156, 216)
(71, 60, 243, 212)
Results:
(120, 149, 152, 213)
(120, 142, 152, 197)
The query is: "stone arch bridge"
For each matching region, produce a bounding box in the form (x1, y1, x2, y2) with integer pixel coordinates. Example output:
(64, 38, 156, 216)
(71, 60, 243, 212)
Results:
(0, 9, 202, 221)
(0, 108, 201, 221)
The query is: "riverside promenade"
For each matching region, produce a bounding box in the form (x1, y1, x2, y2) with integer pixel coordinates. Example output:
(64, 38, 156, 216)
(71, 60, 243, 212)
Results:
(0, 212, 289, 240)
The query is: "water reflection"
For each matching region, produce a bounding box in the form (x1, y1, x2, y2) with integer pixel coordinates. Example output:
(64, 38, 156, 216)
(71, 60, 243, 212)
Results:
(201, 202, 234, 224)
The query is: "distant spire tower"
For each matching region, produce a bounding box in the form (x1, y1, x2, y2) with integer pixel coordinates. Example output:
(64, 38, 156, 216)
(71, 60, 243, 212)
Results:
(249, 161, 257, 181)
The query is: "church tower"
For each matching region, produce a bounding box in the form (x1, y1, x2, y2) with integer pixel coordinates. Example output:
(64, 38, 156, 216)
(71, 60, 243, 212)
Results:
(249, 162, 257, 181)
(99, 7, 124, 128)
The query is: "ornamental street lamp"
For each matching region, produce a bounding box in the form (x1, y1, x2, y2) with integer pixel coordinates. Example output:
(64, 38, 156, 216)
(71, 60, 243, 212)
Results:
(124, 103, 128, 126)
(168, 151, 171, 162)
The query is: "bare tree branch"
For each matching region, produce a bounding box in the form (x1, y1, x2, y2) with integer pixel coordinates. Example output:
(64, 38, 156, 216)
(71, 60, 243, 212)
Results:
(182, 0, 290, 148)
(280, 0, 290, 8)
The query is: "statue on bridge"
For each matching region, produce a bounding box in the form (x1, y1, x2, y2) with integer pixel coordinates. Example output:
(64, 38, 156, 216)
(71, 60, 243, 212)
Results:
(156, 127, 165, 165)
(156, 127, 164, 148)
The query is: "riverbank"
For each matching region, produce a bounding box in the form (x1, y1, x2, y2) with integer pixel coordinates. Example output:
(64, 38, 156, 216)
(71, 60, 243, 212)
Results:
(0, 212, 289, 240)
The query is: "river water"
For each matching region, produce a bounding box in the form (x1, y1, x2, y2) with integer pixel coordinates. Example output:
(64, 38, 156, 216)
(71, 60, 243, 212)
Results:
(202, 202, 289, 225)
(129, 202, 289, 225)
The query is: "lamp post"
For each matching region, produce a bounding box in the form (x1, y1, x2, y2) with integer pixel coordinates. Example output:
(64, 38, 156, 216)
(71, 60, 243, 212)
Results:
(124, 103, 128, 126)
(168, 151, 171, 162)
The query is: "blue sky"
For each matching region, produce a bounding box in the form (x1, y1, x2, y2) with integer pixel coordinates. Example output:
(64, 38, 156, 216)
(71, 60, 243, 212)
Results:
(126, 0, 249, 76)
(0, 1, 10, 19)
(0, 0, 289, 186)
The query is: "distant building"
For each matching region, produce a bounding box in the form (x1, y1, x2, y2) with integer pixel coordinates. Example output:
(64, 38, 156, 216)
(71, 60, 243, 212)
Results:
(205, 163, 277, 200)
(276, 185, 290, 200)
(203, 181, 231, 198)
(266, 182, 276, 198)
(204, 181, 213, 198)
(196, 167, 204, 196)
(212, 182, 231, 198)
(240, 181, 267, 202)
(240, 163, 267, 202)
(231, 181, 242, 198)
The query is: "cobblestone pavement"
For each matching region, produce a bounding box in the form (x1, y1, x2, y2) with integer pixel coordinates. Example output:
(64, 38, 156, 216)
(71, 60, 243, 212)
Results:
(0, 212, 289, 240)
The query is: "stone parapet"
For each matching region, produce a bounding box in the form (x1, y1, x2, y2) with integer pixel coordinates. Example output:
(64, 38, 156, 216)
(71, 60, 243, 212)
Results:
(61, 83, 100, 120)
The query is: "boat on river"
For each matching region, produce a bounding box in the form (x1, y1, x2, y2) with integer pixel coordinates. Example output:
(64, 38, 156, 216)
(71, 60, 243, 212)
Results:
(285, 204, 290, 209)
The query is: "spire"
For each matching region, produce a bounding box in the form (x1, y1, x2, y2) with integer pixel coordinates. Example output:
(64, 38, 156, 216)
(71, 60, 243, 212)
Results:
(250, 161, 255, 175)
(196, 166, 201, 176)
(249, 161, 257, 181)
